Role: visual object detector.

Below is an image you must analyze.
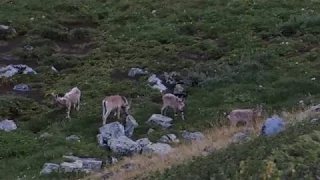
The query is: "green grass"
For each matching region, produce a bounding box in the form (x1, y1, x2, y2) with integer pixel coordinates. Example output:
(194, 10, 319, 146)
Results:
(1, 0, 320, 179)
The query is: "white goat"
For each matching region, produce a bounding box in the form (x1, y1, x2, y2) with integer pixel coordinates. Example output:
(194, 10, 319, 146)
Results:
(227, 104, 263, 129)
(52, 87, 81, 119)
(102, 95, 131, 125)
(161, 93, 186, 120)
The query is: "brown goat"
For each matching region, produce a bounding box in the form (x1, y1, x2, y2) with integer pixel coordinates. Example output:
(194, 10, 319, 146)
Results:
(227, 104, 263, 129)
(51, 87, 81, 119)
(102, 95, 131, 125)
(161, 93, 186, 120)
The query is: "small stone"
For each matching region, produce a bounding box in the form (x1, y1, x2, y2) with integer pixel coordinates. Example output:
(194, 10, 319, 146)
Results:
(147, 128, 155, 135)
(311, 118, 319, 124)
(158, 134, 180, 144)
(311, 77, 316, 81)
(151, 10, 156, 14)
(181, 131, 205, 141)
(66, 135, 81, 142)
(13, 84, 30, 92)
(106, 156, 118, 166)
(39, 132, 52, 139)
(24, 45, 33, 51)
(0, 119, 17, 132)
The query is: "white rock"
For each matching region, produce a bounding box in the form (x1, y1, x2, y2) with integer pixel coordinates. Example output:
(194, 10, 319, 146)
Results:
(146, 114, 173, 129)
(142, 143, 172, 155)
(0, 119, 17, 132)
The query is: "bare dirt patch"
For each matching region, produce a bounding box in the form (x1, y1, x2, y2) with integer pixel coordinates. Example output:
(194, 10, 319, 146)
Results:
(0, 80, 44, 104)
(0, 35, 25, 54)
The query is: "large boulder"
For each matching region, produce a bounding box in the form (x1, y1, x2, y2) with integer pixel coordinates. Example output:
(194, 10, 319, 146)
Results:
(125, 115, 139, 138)
(146, 114, 173, 129)
(260, 115, 285, 136)
(107, 136, 141, 156)
(98, 122, 125, 146)
(142, 143, 172, 155)
(40, 163, 60, 175)
(181, 131, 205, 141)
(0, 64, 37, 78)
(0, 119, 17, 132)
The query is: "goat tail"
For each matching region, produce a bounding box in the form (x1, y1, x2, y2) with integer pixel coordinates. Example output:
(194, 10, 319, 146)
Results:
(102, 100, 107, 119)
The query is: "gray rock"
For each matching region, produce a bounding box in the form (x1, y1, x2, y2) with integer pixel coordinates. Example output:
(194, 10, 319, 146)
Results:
(39, 132, 52, 139)
(136, 138, 152, 148)
(60, 161, 82, 173)
(107, 136, 141, 156)
(181, 131, 205, 141)
(24, 45, 33, 51)
(40, 163, 60, 175)
(311, 118, 319, 124)
(66, 135, 81, 142)
(13, 84, 30, 92)
(0, 64, 37, 78)
(51, 66, 58, 73)
(105, 156, 118, 166)
(0, 25, 17, 34)
(99, 122, 125, 141)
(0, 119, 17, 132)
(232, 132, 250, 143)
(125, 115, 139, 138)
(158, 134, 180, 144)
(148, 74, 167, 93)
(128, 68, 148, 77)
(146, 114, 173, 129)
(81, 159, 103, 172)
(147, 128, 155, 135)
(142, 143, 172, 155)
(173, 84, 185, 95)
(260, 115, 285, 136)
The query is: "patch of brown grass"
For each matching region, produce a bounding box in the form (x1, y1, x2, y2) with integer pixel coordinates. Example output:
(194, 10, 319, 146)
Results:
(82, 109, 317, 180)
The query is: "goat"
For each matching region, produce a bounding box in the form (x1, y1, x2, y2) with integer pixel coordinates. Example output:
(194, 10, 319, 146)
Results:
(102, 95, 131, 125)
(51, 87, 81, 119)
(161, 93, 186, 120)
(227, 104, 263, 130)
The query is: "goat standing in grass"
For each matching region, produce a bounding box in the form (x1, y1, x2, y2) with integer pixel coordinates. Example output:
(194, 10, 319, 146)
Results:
(161, 93, 186, 120)
(102, 95, 131, 125)
(51, 87, 81, 119)
(227, 104, 263, 130)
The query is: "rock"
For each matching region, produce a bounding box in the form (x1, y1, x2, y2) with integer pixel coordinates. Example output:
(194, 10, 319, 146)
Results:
(13, 84, 30, 92)
(311, 118, 319, 124)
(80, 159, 103, 172)
(125, 115, 139, 138)
(107, 136, 141, 156)
(60, 161, 82, 173)
(66, 135, 81, 142)
(181, 131, 205, 141)
(51, 66, 58, 73)
(136, 138, 152, 148)
(128, 68, 148, 77)
(0, 64, 37, 78)
(142, 143, 172, 155)
(121, 163, 135, 171)
(232, 132, 249, 143)
(148, 74, 167, 93)
(173, 84, 187, 99)
(0, 24, 17, 35)
(40, 163, 60, 175)
(163, 72, 177, 85)
(105, 156, 118, 166)
(24, 45, 33, 51)
(146, 114, 173, 129)
(260, 115, 285, 136)
(158, 134, 180, 144)
(147, 128, 155, 135)
(39, 132, 52, 139)
(98, 122, 125, 146)
(0, 119, 17, 132)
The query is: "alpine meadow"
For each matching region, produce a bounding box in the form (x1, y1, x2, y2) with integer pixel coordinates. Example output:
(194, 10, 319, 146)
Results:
(1, 0, 320, 179)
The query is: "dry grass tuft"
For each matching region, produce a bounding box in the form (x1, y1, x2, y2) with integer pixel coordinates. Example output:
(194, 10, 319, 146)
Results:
(83, 109, 317, 180)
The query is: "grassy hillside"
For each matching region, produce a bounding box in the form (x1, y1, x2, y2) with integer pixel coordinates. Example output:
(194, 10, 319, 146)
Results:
(144, 120, 320, 180)
(1, 0, 320, 179)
